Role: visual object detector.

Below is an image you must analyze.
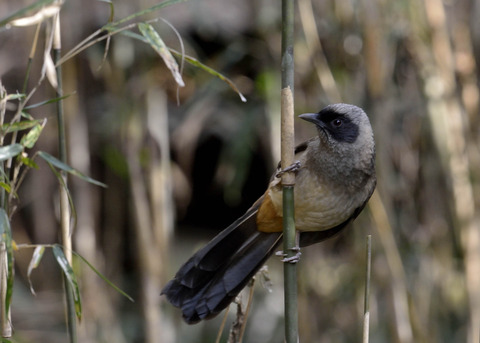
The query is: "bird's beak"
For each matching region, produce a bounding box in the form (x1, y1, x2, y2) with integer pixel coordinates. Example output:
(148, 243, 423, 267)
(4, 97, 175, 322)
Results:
(299, 113, 328, 140)
(299, 113, 320, 125)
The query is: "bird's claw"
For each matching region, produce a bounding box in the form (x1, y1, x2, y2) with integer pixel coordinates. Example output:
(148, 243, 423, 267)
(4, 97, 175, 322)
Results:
(282, 253, 302, 264)
(276, 161, 301, 178)
(275, 247, 302, 264)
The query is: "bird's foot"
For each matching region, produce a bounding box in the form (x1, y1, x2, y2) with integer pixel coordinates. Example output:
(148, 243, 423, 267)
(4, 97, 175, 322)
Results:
(276, 161, 301, 178)
(275, 246, 302, 264)
(282, 252, 302, 264)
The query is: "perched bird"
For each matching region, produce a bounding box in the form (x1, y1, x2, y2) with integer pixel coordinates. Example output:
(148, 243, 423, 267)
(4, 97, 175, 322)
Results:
(161, 103, 376, 324)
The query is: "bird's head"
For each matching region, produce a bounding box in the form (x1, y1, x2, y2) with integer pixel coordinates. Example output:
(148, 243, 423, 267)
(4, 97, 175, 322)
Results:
(300, 103, 374, 151)
(299, 103, 375, 172)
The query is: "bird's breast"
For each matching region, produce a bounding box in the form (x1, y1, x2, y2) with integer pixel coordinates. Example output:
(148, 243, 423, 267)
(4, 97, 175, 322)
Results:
(257, 169, 363, 233)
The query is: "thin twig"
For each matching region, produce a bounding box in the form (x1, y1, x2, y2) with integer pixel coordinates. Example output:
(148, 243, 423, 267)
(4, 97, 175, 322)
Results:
(238, 279, 256, 343)
(215, 307, 230, 343)
(56, 18, 160, 67)
(22, 22, 41, 94)
(160, 18, 185, 105)
(363, 235, 372, 343)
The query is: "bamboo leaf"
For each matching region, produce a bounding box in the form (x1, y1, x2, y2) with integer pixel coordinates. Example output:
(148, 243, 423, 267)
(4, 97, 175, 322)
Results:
(44, 52, 58, 90)
(38, 151, 107, 187)
(121, 30, 246, 102)
(0, 0, 56, 28)
(73, 251, 134, 302)
(21, 111, 35, 120)
(8, 4, 61, 27)
(0, 144, 23, 162)
(24, 94, 72, 109)
(27, 246, 45, 296)
(170, 49, 246, 102)
(20, 120, 46, 149)
(104, 0, 189, 30)
(2, 93, 25, 102)
(52, 245, 82, 320)
(1, 120, 42, 134)
(0, 209, 14, 314)
(138, 23, 185, 87)
(19, 155, 39, 169)
(0, 182, 11, 194)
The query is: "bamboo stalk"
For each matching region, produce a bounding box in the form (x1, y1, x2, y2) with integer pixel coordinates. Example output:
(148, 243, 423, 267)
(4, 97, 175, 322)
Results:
(0, 242, 11, 338)
(281, 0, 298, 342)
(362, 235, 372, 343)
(53, 12, 77, 343)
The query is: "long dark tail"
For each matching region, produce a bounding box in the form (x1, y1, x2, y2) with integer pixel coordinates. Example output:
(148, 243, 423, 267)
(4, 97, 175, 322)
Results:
(161, 206, 282, 324)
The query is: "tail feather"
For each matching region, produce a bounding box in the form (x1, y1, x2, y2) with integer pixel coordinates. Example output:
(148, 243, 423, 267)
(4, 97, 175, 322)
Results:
(194, 231, 281, 320)
(161, 206, 282, 324)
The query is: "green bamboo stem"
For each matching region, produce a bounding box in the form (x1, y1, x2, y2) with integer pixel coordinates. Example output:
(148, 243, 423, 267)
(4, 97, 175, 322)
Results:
(282, 186, 298, 343)
(53, 13, 77, 343)
(280, 0, 298, 342)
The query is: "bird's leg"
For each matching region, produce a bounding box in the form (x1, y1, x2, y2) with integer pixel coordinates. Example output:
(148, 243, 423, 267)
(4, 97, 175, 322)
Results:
(275, 161, 301, 178)
(282, 231, 301, 263)
(275, 231, 302, 264)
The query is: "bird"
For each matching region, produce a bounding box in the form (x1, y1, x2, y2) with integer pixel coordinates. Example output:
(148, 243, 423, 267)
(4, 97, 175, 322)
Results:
(161, 103, 376, 324)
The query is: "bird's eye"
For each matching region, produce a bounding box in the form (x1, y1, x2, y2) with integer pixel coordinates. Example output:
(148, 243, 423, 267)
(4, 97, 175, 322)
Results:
(332, 118, 343, 127)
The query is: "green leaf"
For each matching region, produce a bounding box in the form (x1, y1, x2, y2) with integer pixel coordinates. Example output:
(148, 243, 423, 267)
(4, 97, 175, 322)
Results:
(0, 209, 14, 314)
(19, 155, 39, 169)
(138, 23, 185, 87)
(121, 30, 246, 102)
(0, 144, 23, 162)
(1, 120, 42, 134)
(0, 182, 11, 194)
(171, 49, 247, 102)
(52, 245, 82, 320)
(24, 94, 73, 110)
(2, 93, 25, 102)
(73, 251, 134, 302)
(38, 151, 107, 188)
(20, 120, 46, 149)
(104, 0, 189, 30)
(21, 111, 35, 120)
(27, 246, 45, 295)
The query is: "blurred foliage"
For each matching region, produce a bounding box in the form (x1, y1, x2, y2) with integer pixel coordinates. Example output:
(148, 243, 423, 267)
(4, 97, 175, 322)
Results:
(0, 0, 480, 342)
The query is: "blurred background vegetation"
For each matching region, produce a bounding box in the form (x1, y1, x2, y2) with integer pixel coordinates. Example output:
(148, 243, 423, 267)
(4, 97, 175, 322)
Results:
(1, 0, 479, 342)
